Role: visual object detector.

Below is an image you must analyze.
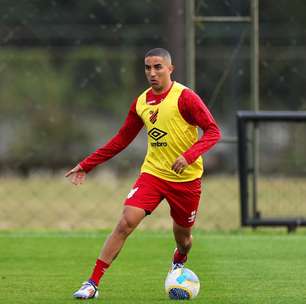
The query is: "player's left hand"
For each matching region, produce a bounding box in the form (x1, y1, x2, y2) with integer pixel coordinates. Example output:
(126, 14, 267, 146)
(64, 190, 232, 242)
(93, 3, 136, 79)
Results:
(171, 155, 188, 174)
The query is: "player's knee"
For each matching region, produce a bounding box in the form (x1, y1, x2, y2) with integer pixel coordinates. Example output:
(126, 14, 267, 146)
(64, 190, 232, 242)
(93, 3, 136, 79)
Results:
(115, 216, 136, 238)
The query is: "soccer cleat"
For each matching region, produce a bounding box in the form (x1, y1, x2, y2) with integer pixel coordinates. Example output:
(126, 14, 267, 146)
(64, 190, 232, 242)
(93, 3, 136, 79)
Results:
(73, 281, 99, 299)
(170, 262, 185, 272)
(169, 248, 187, 272)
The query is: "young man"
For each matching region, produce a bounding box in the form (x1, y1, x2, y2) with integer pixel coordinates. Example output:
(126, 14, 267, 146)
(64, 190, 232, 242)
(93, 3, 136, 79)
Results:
(66, 48, 221, 299)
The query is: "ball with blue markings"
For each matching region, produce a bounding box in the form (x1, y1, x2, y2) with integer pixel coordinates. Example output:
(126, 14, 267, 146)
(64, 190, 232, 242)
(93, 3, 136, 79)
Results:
(165, 268, 200, 300)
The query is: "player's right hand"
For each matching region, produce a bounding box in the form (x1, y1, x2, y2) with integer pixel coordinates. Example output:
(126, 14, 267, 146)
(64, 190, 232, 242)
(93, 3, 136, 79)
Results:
(65, 164, 86, 185)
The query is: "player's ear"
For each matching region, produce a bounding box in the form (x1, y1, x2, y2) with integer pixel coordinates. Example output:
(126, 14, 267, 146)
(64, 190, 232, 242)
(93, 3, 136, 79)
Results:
(169, 64, 174, 74)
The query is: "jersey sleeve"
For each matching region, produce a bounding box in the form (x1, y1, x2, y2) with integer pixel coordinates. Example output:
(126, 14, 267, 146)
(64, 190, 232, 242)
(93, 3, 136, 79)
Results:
(79, 99, 144, 173)
(178, 89, 222, 164)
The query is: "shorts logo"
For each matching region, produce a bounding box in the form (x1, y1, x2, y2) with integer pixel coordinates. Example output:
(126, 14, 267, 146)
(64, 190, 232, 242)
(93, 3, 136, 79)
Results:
(148, 128, 167, 141)
(149, 109, 159, 124)
(127, 187, 139, 199)
(188, 210, 197, 223)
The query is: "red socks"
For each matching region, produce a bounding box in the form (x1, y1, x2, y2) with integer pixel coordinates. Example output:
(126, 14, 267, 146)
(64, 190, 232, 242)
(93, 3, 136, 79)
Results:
(89, 251, 185, 287)
(173, 249, 187, 264)
(89, 259, 110, 286)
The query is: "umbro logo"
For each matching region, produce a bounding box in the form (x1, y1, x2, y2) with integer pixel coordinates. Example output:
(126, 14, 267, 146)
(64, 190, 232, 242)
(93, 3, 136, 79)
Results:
(148, 128, 167, 141)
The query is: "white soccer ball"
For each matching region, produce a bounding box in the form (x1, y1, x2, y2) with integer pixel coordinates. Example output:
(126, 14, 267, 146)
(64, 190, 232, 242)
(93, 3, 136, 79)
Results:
(165, 268, 200, 300)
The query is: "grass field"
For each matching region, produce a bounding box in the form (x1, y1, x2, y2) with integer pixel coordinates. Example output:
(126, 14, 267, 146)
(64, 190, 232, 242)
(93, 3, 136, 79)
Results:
(0, 230, 306, 304)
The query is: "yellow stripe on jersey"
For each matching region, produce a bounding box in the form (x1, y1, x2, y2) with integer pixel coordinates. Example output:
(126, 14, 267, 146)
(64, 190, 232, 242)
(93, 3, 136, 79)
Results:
(136, 82, 203, 182)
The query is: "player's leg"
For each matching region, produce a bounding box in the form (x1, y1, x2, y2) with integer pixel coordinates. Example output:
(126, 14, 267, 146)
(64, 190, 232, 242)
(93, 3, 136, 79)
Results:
(73, 206, 145, 299)
(73, 173, 163, 299)
(90, 205, 145, 286)
(172, 221, 192, 270)
(98, 205, 145, 264)
(94, 173, 162, 279)
(166, 178, 201, 271)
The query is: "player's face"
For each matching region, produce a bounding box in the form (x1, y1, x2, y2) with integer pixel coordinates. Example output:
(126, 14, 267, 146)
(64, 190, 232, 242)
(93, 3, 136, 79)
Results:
(144, 56, 173, 93)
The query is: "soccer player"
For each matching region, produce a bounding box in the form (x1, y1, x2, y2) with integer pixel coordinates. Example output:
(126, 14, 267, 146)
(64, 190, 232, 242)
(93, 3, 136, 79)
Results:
(65, 48, 221, 299)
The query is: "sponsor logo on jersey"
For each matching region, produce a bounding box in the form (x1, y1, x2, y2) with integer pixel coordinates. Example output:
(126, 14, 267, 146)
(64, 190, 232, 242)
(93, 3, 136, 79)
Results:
(148, 127, 167, 141)
(148, 127, 168, 147)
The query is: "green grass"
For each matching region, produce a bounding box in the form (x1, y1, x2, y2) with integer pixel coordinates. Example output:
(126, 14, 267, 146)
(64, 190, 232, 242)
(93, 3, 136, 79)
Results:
(0, 230, 306, 304)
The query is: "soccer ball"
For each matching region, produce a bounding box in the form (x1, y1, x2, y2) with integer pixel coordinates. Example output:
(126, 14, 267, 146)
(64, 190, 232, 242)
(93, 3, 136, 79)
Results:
(165, 268, 200, 300)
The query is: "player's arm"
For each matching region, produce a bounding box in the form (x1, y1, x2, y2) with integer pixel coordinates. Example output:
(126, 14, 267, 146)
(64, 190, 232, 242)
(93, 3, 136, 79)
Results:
(172, 89, 221, 173)
(65, 99, 144, 185)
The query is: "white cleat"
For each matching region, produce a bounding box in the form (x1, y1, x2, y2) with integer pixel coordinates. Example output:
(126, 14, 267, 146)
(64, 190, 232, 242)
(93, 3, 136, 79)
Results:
(169, 248, 186, 272)
(73, 281, 99, 299)
(170, 262, 185, 272)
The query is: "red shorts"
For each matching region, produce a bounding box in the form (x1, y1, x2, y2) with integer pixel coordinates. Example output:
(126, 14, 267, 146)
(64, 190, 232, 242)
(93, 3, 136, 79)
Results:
(124, 173, 201, 227)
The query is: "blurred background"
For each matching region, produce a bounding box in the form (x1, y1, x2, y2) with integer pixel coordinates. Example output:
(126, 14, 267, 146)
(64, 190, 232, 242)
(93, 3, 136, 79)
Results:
(0, 0, 306, 230)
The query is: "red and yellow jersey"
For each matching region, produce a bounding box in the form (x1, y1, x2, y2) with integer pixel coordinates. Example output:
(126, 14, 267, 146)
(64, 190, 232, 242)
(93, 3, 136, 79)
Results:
(136, 82, 203, 182)
(79, 83, 221, 177)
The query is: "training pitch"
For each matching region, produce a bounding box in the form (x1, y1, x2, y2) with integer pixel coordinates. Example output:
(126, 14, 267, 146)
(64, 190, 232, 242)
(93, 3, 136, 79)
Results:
(0, 230, 305, 304)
